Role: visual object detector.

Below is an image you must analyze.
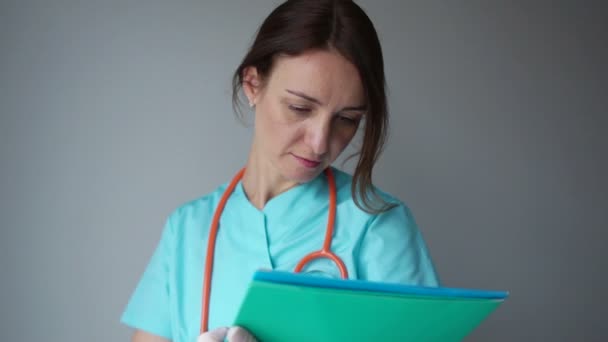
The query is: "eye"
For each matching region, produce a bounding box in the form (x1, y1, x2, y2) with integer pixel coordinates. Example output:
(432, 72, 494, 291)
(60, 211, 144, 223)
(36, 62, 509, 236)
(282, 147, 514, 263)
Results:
(337, 115, 358, 126)
(288, 105, 312, 114)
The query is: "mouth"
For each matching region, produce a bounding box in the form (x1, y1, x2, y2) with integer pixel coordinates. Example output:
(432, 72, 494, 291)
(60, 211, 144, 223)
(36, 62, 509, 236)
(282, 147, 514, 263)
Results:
(292, 154, 321, 169)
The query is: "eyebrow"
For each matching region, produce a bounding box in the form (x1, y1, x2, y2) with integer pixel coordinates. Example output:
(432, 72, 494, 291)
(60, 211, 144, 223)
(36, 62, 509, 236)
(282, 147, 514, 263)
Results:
(285, 89, 367, 112)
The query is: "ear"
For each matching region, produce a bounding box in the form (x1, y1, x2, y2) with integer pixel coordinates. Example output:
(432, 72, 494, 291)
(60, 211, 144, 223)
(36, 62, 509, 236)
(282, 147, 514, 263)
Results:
(242, 66, 262, 107)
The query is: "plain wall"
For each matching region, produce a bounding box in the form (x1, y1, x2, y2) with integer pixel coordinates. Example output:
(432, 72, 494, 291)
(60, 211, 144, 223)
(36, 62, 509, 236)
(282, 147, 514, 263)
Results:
(1, 1, 606, 340)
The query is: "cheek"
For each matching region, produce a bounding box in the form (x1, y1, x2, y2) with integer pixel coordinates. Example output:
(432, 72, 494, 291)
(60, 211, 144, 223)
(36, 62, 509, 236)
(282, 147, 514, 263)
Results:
(329, 129, 357, 156)
(256, 105, 303, 149)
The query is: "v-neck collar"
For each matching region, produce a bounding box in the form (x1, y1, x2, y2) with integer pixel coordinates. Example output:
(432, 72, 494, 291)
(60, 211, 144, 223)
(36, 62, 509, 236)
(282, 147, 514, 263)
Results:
(232, 169, 329, 219)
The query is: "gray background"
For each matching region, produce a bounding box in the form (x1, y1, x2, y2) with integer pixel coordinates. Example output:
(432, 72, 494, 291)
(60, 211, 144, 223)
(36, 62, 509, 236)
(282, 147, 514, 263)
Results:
(1, 0, 606, 341)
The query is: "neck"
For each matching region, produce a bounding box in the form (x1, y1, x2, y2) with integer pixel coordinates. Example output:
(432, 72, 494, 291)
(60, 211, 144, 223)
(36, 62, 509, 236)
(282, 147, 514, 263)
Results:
(241, 143, 299, 210)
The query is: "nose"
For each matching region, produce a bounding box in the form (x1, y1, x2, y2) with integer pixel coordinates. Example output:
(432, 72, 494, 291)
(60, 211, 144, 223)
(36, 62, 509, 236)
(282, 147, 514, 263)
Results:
(306, 117, 331, 157)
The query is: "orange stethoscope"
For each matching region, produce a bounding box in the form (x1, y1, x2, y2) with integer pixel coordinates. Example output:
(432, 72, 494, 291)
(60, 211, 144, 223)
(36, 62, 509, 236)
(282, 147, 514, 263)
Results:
(200, 167, 348, 333)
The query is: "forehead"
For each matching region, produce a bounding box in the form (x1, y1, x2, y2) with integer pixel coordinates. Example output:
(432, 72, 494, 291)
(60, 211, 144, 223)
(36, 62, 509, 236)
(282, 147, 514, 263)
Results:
(265, 49, 365, 105)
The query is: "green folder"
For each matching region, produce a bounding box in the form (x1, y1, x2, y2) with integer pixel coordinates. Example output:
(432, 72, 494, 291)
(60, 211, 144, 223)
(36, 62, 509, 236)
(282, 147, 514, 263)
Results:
(233, 270, 508, 341)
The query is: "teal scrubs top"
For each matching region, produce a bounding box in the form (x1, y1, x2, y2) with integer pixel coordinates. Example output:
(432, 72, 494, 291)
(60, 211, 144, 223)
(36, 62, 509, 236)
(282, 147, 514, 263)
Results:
(121, 167, 439, 341)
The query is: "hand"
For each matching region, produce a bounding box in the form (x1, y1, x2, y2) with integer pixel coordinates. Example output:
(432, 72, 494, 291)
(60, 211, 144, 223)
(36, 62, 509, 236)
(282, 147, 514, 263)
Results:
(197, 326, 257, 342)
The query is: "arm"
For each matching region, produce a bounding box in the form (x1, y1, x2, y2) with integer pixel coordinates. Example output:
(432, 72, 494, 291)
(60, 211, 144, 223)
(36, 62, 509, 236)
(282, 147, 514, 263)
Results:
(132, 330, 171, 342)
(121, 216, 175, 339)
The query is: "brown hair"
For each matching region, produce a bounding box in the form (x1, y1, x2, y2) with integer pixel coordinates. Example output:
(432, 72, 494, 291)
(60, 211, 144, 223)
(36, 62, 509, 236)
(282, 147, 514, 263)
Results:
(232, 0, 394, 213)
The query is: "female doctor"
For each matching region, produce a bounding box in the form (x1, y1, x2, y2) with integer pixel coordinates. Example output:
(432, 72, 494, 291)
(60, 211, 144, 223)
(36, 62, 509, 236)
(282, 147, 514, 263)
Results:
(122, 0, 440, 341)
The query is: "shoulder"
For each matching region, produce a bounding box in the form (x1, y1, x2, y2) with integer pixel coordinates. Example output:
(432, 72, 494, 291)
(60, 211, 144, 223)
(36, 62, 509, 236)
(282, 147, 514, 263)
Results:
(331, 167, 409, 219)
(331, 167, 420, 250)
(163, 182, 229, 232)
(331, 168, 439, 285)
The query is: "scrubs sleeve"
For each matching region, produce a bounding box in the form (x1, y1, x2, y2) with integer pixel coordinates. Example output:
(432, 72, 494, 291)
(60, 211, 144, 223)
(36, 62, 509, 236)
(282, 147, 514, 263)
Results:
(120, 215, 175, 339)
(357, 203, 441, 287)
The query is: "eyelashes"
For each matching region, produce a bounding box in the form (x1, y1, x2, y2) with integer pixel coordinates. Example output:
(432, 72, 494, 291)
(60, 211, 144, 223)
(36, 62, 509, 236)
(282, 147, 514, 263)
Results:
(288, 105, 311, 114)
(338, 116, 358, 125)
(287, 105, 360, 126)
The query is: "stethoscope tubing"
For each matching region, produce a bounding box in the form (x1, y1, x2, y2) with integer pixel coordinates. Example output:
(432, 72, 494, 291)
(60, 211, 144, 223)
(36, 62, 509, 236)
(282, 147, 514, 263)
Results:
(200, 167, 347, 333)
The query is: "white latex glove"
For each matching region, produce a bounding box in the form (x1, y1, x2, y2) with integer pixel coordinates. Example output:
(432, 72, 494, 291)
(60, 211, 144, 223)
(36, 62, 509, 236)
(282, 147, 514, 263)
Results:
(197, 326, 257, 342)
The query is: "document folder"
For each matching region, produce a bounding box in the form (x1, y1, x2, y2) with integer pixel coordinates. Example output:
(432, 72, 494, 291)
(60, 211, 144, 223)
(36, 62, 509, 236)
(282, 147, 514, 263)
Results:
(233, 270, 508, 341)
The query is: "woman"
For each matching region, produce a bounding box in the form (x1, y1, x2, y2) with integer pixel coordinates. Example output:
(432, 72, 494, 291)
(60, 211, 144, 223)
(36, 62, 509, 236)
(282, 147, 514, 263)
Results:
(122, 1, 440, 341)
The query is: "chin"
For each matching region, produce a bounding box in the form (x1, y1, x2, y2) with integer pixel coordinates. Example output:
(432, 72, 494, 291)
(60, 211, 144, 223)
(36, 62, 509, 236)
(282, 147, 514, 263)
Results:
(282, 165, 324, 184)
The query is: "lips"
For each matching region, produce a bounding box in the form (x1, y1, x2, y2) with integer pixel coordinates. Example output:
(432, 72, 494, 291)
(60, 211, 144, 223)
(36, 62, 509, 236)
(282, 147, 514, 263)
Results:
(293, 154, 321, 168)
